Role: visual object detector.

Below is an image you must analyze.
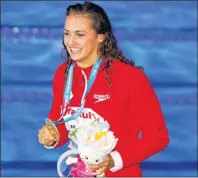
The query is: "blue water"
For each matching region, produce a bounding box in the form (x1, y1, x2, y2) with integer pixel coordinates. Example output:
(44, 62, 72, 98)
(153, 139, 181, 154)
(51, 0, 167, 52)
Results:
(1, 1, 197, 176)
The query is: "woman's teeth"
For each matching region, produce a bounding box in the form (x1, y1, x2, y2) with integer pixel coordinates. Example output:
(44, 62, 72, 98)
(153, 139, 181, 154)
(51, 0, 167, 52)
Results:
(70, 48, 81, 53)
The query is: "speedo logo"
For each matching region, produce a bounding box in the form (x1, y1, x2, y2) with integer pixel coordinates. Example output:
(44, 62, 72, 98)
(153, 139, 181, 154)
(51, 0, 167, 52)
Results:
(93, 94, 110, 103)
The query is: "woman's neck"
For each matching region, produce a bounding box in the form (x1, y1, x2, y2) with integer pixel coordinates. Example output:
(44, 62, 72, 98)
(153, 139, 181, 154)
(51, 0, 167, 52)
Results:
(76, 55, 100, 68)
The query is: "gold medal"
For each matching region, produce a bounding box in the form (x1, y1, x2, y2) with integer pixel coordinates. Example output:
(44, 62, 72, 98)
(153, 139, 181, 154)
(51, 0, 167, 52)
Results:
(45, 119, 60, 142)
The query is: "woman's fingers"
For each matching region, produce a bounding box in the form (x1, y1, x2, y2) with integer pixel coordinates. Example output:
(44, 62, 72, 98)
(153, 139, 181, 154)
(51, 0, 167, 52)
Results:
(87, 154, 115, 175)
(95, 167, 107, 175)
(38, 126, 56, 146)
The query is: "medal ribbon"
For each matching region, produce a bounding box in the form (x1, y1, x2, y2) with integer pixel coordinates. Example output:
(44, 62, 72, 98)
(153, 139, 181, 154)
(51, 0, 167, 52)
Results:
(53, 56, 102, 125)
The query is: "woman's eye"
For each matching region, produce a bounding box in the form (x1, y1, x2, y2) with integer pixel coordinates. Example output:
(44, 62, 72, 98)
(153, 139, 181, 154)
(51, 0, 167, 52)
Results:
(85, 156, 88, 160)
(95, 159, 99, 162)
(77, 34, 85, 37)
(64, 33, 69, 36)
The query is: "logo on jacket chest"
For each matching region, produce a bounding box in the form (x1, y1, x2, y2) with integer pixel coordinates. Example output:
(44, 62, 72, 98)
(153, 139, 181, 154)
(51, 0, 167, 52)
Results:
(93, 94, 110, 103)
(63, 107, 104, 122)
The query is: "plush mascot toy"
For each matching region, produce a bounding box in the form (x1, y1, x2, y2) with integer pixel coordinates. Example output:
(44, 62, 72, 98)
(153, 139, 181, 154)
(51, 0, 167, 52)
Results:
(57, 120, 118, 177)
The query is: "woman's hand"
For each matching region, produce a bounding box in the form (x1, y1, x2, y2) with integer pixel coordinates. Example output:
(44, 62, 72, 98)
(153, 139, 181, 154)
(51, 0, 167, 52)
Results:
(38, 125, 57, 146)
(87, 154, 115, 175)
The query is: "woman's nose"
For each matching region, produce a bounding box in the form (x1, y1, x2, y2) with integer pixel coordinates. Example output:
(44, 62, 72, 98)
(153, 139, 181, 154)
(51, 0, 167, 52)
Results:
(67, 36, 77, 46)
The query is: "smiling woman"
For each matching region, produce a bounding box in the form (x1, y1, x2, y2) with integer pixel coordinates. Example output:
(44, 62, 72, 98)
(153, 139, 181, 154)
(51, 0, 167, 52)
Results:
(38, 1, 170, 177)
(63, 14, 104, 68)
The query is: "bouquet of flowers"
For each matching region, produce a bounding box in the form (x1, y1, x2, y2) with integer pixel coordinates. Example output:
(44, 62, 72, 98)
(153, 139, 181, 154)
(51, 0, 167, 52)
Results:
(57, 119, 118, 177)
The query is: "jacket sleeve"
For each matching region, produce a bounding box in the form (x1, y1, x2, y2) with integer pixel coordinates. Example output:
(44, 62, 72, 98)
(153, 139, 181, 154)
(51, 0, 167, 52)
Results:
(115, 68, 170, 168)
(48, 63, 68, 148)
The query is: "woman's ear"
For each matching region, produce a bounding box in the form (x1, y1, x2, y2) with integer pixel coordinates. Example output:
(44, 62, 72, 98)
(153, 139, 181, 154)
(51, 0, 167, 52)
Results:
(98, 34, 105, 43)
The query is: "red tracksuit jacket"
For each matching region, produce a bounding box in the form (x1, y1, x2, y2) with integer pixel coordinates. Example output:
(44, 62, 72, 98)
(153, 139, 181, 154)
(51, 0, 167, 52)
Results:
(48, 58, 170, 176)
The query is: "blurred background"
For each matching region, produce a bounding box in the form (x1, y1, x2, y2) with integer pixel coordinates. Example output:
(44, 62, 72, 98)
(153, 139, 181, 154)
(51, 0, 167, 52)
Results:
(1, 1, 197, 176)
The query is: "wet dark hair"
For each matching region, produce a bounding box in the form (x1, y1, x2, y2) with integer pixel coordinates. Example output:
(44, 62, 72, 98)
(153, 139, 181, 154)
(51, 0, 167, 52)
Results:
(62, 1, 142, 87)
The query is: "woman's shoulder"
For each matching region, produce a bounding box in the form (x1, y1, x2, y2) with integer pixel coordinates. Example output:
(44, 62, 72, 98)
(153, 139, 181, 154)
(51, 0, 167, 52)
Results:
(56, 61, 67, 72)
(112, 59, 144, 77)
(112, 59, 152, 89)
(53, 62, 67, 76)
(51, 62, 67, 82)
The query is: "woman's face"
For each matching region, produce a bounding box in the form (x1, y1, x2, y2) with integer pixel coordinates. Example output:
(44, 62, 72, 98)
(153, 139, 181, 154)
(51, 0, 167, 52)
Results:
(64, 14, 104, 63)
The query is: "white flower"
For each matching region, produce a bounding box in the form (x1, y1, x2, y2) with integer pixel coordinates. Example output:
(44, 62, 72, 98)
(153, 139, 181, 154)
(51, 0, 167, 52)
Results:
(75, 126, 118, 164)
